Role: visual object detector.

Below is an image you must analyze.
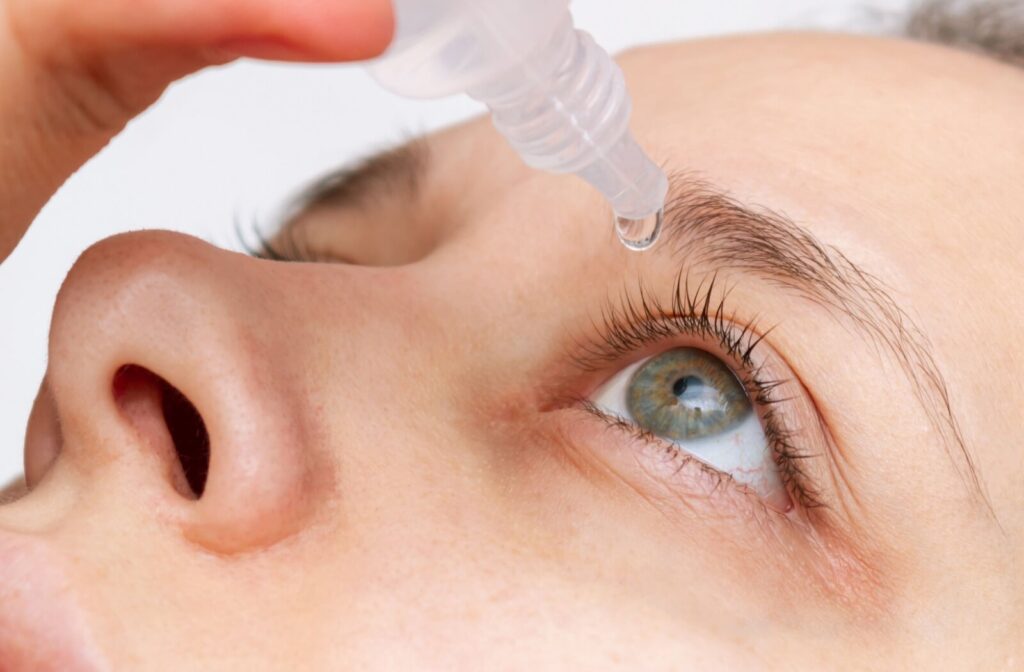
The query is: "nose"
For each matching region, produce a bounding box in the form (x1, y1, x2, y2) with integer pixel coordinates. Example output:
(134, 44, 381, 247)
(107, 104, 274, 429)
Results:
(0, 531, 107, 670)
(37, 231, 325, 553)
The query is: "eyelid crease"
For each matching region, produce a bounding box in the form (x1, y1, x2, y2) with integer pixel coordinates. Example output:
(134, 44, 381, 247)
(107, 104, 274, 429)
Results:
(653, 171, 995, 523)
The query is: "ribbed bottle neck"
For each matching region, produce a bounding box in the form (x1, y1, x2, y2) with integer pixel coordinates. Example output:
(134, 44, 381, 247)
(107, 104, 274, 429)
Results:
(467, 15, 632, 174)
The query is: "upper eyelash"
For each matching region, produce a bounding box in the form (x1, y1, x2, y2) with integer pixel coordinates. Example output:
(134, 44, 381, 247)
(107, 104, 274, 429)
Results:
(234, 217, 320, 263)
(573, 272, 763, 370)
(572, 271, 824, 512)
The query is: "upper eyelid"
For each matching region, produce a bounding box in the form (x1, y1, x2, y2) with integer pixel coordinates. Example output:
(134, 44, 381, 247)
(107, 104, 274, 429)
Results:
(568, 273, 769, 374)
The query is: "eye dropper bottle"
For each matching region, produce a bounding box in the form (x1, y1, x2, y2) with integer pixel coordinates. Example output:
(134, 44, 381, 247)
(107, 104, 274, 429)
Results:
(368, 0, 669, 251)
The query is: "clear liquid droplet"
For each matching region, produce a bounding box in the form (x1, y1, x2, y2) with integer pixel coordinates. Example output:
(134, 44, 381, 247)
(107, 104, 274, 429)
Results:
(615, 209, 663, 251)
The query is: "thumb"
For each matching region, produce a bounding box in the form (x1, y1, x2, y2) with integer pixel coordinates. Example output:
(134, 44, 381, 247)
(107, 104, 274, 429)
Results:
(0, 0, 394, 261)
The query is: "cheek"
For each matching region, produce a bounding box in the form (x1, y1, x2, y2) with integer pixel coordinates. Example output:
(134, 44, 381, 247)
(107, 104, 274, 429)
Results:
(309, 545, 759, 668)
(527, 407, 890, 619)
(491, 414, 745, 602)
(284, 464, 760, 668)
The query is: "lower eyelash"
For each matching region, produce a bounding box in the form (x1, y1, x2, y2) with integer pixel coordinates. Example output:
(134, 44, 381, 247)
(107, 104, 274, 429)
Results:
(573, 271, 823, 512)
(577, 400, 815, 523)
(578, 398, 743, 492)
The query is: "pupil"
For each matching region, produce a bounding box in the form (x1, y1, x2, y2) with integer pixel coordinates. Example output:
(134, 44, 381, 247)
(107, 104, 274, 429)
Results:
(673, 376, 696, 397)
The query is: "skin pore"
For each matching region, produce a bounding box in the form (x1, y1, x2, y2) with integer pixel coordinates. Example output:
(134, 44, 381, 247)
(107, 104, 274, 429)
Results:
(0, 28, 1022, 672)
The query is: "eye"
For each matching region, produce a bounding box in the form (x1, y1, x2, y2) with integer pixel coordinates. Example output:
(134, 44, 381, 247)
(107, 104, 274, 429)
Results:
(590, 347, 790, 511)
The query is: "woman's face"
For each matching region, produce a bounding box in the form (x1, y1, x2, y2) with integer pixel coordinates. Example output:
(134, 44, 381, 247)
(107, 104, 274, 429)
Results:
(1, 33, 1021, 670)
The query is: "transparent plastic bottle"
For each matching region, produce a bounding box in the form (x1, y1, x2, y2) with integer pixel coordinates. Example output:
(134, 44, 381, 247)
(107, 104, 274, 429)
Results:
(368, 0, 669, 250)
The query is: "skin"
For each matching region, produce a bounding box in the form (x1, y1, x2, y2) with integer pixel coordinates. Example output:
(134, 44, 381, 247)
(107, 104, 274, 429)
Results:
(0, 1, 1021, 668)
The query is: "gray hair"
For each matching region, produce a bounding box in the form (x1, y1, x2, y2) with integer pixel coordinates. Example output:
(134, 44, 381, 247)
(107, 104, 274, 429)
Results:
(905, 0, 1024, 66)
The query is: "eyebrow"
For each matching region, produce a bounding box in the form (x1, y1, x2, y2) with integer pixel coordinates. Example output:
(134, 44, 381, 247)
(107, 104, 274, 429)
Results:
(656, 174, 993, 517)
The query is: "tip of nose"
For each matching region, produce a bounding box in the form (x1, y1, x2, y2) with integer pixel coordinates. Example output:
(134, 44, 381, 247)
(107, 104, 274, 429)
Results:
(0, 533, 109, 671)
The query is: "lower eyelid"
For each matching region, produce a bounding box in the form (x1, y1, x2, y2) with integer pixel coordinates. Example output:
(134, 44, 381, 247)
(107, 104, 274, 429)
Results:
(559, 405, 783, 521)
(550, 404, 888, 598)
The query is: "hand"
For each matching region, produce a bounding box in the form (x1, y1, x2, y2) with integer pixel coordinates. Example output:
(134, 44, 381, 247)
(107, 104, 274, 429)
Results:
(0, 0, 394, 261)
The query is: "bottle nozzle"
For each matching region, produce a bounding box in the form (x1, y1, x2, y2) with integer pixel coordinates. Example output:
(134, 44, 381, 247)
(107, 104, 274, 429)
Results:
(577, 132, 668, 250)
(369, 0, 668, 250)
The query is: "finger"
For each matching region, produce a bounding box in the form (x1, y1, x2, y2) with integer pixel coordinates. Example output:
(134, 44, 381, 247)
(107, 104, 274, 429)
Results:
(0, 0, 394, 261)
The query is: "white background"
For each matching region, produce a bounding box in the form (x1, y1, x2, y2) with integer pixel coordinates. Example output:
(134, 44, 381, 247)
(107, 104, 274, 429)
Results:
(0, 0, 913, 483)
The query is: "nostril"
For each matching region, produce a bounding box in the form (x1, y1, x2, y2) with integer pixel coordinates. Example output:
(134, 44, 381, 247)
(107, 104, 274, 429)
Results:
(113, 366, 210, 499)
(158, 378, 210, 498)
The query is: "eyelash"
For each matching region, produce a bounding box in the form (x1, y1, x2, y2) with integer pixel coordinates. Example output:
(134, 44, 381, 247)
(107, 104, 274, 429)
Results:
(235, 218, 319, 263)
(573, 272, 822, 513)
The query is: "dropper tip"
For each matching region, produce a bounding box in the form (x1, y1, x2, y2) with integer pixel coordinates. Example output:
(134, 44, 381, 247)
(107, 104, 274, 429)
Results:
(614, 208, 664, 251)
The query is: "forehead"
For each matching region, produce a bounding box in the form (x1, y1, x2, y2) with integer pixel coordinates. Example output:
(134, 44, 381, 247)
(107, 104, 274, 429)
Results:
(607, 33, 1024, 345)
(615, 33, 1024, 248)
(423, 33, 1024, 296)
(427, 33, 1024, 246)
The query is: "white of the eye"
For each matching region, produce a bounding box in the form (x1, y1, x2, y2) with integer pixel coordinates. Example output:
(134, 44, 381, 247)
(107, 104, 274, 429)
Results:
(590, 356, 788, 510)
(590, 358, 646, 414)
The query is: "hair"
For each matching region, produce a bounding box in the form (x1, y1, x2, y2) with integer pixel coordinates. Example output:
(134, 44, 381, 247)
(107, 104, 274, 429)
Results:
(904, 0, 1024, 66)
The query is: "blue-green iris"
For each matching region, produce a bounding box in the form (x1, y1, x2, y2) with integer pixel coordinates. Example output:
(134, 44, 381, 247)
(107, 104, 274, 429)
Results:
(626, 348, 752, 441)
